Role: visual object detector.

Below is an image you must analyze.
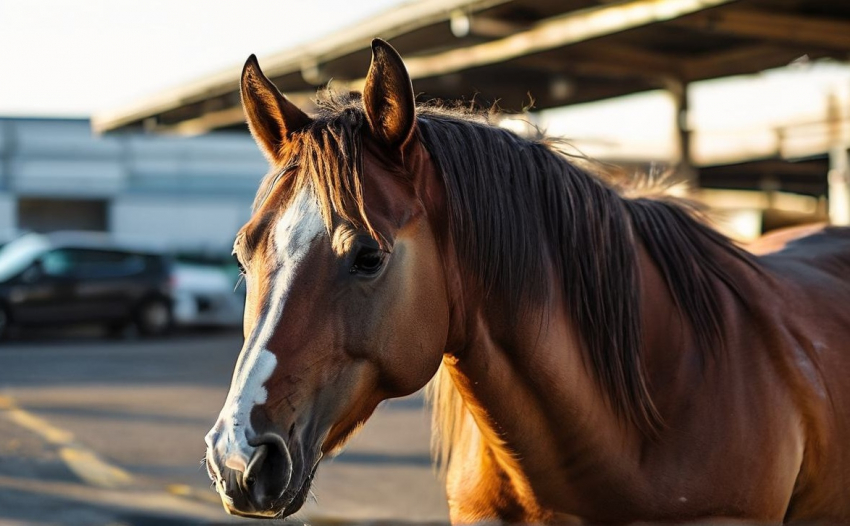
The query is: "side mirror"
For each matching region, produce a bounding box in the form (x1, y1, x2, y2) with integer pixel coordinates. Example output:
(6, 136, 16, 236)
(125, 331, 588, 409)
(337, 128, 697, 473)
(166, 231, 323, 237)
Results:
(21, 260, 43, 283)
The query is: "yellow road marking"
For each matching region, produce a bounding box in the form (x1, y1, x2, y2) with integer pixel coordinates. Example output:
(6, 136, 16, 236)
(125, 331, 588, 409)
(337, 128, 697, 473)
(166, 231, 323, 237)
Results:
(59, 446, 133, 488)
(0, 474, 223, 521)
(0, 394, 133, 488)
(5, 405, 75, 445)
(167, 483, 223, 505)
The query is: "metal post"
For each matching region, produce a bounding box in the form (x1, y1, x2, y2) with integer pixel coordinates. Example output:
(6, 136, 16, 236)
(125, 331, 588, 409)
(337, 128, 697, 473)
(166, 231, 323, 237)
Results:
(829, 146, 850, 225)
(827, 91, 850, 226)
(666, 78, 697, 186)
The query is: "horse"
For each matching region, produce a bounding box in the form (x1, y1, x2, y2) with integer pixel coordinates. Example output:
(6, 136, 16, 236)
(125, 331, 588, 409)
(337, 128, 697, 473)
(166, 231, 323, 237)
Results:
(204, 39, 850, 523)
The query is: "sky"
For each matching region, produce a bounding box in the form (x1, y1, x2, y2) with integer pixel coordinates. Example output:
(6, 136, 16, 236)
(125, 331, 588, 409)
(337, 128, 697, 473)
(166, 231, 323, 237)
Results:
(0, 0, 405, 116)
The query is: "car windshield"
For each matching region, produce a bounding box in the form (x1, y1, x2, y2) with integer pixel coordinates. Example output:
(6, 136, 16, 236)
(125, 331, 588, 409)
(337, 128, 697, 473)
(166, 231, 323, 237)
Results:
(0, 234, 50, 282)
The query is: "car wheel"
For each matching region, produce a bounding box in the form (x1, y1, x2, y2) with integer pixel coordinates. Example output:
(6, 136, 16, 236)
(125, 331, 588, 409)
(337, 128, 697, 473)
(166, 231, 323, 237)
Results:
(135, 298, 172, 337)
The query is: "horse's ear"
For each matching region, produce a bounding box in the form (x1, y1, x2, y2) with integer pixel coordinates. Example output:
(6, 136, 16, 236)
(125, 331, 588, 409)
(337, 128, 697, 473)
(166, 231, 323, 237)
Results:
(241, 54, 312, 163)
(363, 39, 416, 150)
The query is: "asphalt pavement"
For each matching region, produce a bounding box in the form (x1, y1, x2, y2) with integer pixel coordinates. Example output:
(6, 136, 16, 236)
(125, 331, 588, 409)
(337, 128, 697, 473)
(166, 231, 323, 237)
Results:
(0, 329, 449, 526)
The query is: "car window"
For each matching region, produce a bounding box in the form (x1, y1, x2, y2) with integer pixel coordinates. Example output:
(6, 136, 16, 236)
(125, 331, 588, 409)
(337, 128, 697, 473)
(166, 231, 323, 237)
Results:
(143, 255, 165, 274)
(0, 234, 50, 281)
(42, 249, 145, 279)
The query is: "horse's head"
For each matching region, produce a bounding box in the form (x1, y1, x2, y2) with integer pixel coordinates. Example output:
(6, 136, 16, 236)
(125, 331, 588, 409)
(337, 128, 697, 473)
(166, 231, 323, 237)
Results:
(204, 40, 451, 518)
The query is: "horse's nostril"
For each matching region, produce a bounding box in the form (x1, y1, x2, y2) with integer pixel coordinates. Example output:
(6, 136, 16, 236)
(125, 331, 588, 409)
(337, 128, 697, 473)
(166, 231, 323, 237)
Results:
(242, 433, 293, 510)
(244, 444, 269, 480)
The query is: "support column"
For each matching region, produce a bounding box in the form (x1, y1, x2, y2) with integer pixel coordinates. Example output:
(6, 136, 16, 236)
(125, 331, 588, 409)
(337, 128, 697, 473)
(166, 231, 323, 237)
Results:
(667, 78, 697, 186)
(829, 146, 850, 226)
(827, 91, 850, 226)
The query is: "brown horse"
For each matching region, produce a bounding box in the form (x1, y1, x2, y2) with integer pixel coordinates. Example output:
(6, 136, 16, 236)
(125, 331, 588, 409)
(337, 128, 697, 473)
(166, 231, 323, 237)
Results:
(204, 39, 850, 524)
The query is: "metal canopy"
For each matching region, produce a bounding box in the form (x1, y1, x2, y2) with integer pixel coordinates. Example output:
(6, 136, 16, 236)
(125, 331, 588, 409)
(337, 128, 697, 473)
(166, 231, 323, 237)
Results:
(92, 0, 850, 135)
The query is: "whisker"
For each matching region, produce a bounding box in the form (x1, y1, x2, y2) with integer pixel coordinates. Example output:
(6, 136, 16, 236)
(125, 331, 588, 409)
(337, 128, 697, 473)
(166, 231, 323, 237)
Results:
(233, 273, 245, 292)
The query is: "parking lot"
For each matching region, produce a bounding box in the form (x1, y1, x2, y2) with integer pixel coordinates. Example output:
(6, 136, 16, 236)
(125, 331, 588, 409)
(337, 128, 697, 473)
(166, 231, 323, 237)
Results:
(0, 330, 449, 525)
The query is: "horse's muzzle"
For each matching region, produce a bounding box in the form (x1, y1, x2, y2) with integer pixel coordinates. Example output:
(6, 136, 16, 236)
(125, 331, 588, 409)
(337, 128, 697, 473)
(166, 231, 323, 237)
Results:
(206, 432, 300, 517)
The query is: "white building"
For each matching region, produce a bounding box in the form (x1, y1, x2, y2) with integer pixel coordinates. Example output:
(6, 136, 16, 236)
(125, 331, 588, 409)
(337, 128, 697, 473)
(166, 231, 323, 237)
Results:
(0, 117, 267, 252)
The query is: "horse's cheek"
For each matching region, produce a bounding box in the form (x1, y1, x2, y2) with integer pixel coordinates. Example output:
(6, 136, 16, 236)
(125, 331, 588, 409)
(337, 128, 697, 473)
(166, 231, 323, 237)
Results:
(374, 225, 449, 395)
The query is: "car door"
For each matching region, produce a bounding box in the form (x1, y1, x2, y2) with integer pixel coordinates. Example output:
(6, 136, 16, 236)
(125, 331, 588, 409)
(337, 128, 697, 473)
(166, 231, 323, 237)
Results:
(13, 248, 137, 324)
(72, 249, 147, 321)
(55, 248, 149, 322)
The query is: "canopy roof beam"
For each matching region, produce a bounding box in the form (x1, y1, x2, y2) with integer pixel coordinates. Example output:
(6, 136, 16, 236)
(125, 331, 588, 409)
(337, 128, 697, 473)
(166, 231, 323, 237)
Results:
(344, 0, 738, 91)
(672, 8, 850, 51)
(681, 43, 811, 80)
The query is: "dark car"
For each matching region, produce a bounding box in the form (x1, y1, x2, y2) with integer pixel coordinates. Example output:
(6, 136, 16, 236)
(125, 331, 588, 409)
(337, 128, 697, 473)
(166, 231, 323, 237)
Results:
(0, 232, 174, 338)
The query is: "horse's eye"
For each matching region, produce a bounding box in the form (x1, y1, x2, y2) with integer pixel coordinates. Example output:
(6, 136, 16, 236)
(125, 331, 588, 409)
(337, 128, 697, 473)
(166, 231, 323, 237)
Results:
(350, 248, 384, 276)
(234, 257, 246, 275)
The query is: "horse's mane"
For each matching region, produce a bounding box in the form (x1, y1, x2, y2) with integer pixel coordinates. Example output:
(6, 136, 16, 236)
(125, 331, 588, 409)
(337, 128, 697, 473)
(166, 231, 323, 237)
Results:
(256, 90, 756, 468)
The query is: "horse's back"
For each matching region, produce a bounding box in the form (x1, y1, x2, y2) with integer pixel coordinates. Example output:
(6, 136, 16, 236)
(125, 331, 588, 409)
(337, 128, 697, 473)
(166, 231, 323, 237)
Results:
(757, 226, 850, 279)
(746, 223, 829, 256)
(753, 226, 850, 520)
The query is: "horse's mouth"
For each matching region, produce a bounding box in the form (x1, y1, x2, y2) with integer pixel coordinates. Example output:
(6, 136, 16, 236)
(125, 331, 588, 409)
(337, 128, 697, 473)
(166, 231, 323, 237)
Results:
(222, 463, 318, 519)
(279, 463, 317, 517)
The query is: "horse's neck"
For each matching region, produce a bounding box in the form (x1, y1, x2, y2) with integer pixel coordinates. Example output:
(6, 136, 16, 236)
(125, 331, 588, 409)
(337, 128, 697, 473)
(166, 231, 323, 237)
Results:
(442, 246, 705, 520)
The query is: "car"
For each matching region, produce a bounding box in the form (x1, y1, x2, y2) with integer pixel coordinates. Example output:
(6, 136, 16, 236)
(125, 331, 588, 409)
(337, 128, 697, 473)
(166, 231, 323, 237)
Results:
(0, 231, 174, 339)
(171, 261, 244, 328)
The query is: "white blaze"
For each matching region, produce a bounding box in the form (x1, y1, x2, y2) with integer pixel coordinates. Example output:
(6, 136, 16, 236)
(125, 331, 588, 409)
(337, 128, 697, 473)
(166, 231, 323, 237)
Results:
(207, 188, 325, 473)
